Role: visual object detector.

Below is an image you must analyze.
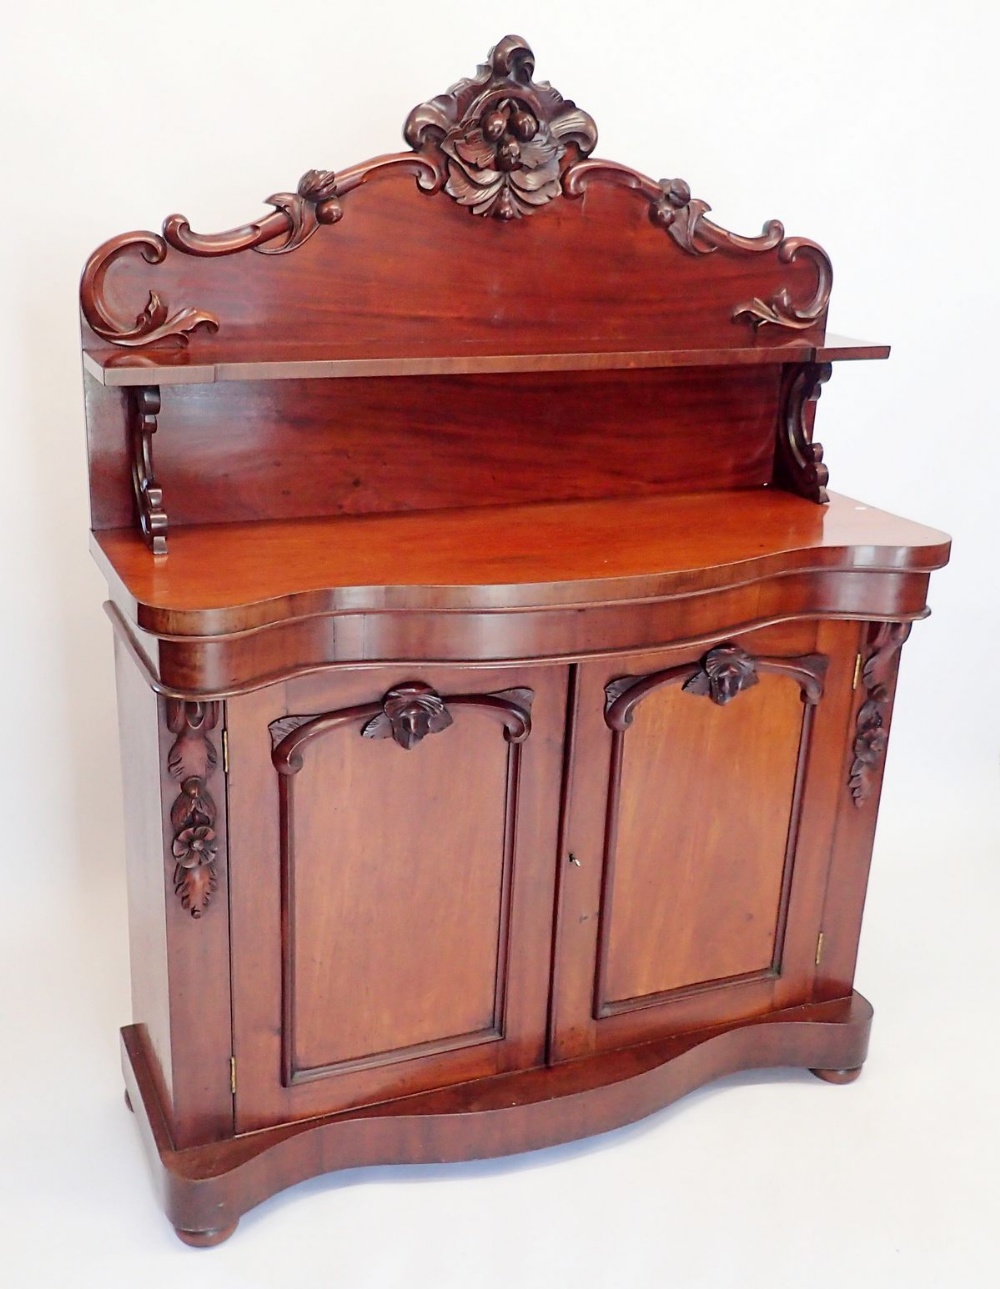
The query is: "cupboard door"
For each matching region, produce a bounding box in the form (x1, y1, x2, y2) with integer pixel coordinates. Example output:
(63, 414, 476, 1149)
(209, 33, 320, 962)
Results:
(228, 664, 566, 1130)
(550, 621, 860, 1062)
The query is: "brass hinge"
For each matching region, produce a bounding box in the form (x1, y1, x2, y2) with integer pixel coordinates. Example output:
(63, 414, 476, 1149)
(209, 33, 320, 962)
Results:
(815, 932, 825, 966)
(852, 653, 863, 691)
(230, 1056, 237, 1096)
(222, 728, 230, 775)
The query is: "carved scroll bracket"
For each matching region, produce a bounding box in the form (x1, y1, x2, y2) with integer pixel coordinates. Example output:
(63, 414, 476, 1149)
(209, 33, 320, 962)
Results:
(775, 362, 833, 504)
(271, 682, 533, 772)
(849, 622, 911, 807)
(606, 645, 828, 730)
(166, 700, 221, 918)
(130, 385, 167, 553)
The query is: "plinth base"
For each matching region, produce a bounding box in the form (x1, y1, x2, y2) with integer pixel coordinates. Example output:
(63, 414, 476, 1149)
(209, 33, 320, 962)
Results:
(122, 991, 872, 1246)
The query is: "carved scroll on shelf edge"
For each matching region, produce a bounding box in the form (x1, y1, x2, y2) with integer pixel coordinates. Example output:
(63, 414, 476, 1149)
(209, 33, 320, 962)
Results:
(79, 155, 448, 348)
(563, 159, 832, 332)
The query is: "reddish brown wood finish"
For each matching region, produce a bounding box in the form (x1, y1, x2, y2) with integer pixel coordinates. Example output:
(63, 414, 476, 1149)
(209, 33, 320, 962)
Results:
(85, 33, 951, 1249)
(227, 664, 566, 1130)
(85, 366, 783, 532)
(122, 992, 873, 1244)
(113, 642, 234, 1149)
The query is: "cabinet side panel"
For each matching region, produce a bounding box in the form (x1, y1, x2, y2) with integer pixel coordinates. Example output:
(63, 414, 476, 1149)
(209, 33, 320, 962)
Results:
(114, 635, 173, 1111)
(602, 677, 803, 1005)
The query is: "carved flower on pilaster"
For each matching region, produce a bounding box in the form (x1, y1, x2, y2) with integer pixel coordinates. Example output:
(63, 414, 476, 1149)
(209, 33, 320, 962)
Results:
(172, 824, 218, 870)
(683, 645, 760, 706)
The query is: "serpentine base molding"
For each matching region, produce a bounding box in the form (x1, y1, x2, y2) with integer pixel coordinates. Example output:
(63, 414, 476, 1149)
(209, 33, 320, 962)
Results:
(122, 993, 872, 1247)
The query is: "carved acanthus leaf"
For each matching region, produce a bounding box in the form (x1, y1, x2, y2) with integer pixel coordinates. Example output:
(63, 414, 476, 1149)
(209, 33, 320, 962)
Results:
(404, 35, 597, 220)
(268, 714, 317, 748)
(849, 623, 911, 806)
(80, 232, 221, 348)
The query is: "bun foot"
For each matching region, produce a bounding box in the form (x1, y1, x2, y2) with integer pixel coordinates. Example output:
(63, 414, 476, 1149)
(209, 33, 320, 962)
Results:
(124, 1088, 134, 1113)
(174, 1220, 239, 1248)
(810, 1065, 863, 1085)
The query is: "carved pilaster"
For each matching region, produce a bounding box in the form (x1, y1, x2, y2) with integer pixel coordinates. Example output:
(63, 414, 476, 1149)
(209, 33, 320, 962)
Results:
(130, 386, 168, 553)
(849, 622, 911, 807)
(166, 701, 221, 918)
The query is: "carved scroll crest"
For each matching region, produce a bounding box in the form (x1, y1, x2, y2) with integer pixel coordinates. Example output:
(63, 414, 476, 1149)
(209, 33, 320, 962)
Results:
(166, 701, 221, 918)
(81, 35, 832, 347)
(849, 622, 911, 806)
(404, 34, 597, 219)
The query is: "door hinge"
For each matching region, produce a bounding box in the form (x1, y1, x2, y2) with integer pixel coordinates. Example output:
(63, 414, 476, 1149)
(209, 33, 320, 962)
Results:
(230, 1056, 237, 1096)
(222, 728, 229, 775)
(852, 653, 863, 691)
(815, 932, 824, 966)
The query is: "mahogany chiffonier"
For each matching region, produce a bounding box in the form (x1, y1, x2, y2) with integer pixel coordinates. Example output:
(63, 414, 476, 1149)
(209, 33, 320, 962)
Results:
(80, 36, 950, 1246)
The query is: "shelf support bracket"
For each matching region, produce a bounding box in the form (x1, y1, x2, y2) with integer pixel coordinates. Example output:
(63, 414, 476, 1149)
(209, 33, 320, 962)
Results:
(130, 384, 168, 554)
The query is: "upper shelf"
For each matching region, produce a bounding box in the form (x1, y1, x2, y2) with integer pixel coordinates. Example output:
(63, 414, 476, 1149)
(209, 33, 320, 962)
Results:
(83, 334, 888, 387)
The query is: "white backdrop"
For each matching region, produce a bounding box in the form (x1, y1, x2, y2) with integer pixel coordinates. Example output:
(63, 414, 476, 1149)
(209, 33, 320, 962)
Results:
(1, 3, 997, 1286)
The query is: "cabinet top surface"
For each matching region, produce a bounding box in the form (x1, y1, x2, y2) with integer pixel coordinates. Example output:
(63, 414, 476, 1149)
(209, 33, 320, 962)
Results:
(92, 490, 951, 638)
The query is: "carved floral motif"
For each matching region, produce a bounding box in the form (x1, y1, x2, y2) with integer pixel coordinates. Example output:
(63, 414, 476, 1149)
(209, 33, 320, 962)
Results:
(361, 683, 454, 749)
(271, 683, 533, 772)
(849, 623, 911, 806)
(166, 701, 221, 918)
(605, 647, 827, 729)
(682, 644, 760, 706)
(404, 34, 597, 219)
